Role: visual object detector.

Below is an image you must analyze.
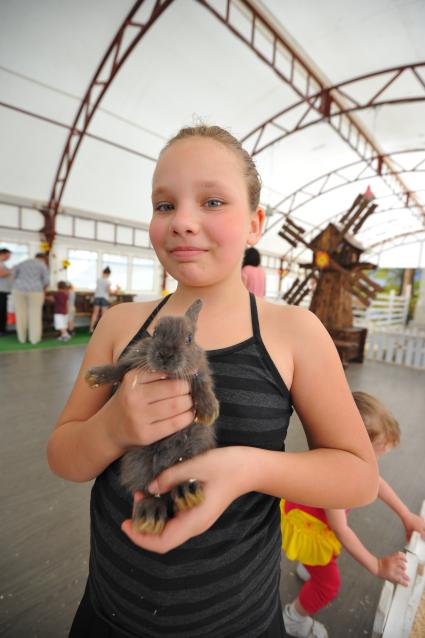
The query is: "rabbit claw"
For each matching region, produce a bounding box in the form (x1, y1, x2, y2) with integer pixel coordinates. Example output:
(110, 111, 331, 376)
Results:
(85, 371, 100, 387)
(171, 480, 205, 512)
(132, 496, 168, 535)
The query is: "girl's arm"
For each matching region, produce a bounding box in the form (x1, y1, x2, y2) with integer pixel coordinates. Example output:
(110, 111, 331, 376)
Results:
(326, 509, 409, 586)
(378, 477, 425, 540)
(47, 303, 195, 482)
(252, 306, 379, 508)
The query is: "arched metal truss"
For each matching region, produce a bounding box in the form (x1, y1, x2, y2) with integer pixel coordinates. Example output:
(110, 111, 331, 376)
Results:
(45, 0, 174, 230)
(241, 62, 425, 156)
(262, 149, 425, 236)
(367, 229, 425, 252)
(35, 0, 424, 250)
(198, 0, 425, 219)
(0, 100, 157, 163)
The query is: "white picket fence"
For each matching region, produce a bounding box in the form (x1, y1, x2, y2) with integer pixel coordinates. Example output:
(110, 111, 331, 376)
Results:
(296, 291, 425, 369)
(365, 328, 425, 370)
(353, 291, 409, 328)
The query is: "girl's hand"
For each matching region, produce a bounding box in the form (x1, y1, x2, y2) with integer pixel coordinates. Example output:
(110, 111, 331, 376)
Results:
(112, 369, 195, 449)
(402, 512, 425, 541)
(121, 446, 253, 553)
(377, 552, 409, 586)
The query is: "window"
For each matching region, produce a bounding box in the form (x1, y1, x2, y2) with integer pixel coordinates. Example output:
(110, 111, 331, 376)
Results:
(102, 253, 128, 292)
(265, 269, 280, 298)
(131, 258, 155, 292)
(67, 250, 98, 290)
(1, 242, 29, 267)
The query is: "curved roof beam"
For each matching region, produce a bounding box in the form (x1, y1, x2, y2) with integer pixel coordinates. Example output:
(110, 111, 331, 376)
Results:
(198, 0, 425, 219)
(367, 229, 425, 252)
(262, 149, 425, 236)
(46, 0, 174, 219)
(241, 62, 425, 156)
(0, 100, 157, 163)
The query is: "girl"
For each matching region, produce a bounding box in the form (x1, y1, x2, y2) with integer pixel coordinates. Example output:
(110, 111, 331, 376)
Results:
(281, 391, 425, 638)
(47, 125, 379, 638)
(242, 246, 266, 297)
(89, 266, 111, 333)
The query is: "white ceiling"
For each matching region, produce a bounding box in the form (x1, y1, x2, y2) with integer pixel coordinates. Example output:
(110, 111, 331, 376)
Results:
(1, 0, 424, 266)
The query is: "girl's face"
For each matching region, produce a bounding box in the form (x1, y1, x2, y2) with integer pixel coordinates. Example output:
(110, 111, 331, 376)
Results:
(149, 138, 263, 288)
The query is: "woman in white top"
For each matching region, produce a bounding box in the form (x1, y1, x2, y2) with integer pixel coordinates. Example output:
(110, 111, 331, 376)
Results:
(90, 267, 111, 333)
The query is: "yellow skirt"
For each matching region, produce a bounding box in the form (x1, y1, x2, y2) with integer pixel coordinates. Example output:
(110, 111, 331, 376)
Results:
(280, 500, 341, 566)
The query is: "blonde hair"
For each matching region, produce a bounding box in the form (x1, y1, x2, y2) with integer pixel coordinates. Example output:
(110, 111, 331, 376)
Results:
(161, 124, 262, 211)
(353, 391, 400, 447)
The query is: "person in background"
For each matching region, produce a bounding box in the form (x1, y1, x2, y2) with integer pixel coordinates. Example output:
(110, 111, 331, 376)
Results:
(281, 391, 425, 638)
(51, 281, 71, 342)
(242, 246, 266, 297)
(12, 252, 49, 344)
(66, 282, 76, 336)
(0, 248, 12, 336)
(90, 266, 111, 333)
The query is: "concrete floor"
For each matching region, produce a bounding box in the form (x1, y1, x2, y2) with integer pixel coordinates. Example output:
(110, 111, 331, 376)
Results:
(0, 347, 424, 638)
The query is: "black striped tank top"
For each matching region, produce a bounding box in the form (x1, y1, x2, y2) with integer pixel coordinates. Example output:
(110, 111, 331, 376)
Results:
(88, 293, 293, 637)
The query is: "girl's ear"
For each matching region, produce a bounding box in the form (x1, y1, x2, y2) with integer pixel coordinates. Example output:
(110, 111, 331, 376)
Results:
(186, 299, 203, 326)
(247, 207, 265, 246)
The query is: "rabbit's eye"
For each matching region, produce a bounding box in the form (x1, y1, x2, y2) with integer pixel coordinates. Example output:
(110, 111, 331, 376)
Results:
(185, 333, 193, 344)
(152, 329, 157, 338)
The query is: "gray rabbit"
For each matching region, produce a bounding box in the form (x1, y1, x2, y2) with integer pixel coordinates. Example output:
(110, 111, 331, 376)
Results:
(85, 299, 219, 534)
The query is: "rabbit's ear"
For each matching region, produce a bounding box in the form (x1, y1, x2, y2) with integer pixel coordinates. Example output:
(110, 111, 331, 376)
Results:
(185, 299, 203, 325)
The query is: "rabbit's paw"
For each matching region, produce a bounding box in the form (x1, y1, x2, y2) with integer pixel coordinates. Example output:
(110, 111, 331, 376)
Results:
(194, 398, 220, 426)
(171, 480, 205, 512)
(132, 495, 168, 535)
(85, 369, 102, 388)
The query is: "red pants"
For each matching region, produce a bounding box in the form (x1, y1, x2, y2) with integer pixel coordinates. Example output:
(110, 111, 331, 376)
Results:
(299, 557, 341, 614)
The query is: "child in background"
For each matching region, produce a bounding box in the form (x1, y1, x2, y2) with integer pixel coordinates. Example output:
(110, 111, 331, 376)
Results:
(47, 125, 379, 638)
(281, 391, 425, 638)
(53, 281, 70, 342)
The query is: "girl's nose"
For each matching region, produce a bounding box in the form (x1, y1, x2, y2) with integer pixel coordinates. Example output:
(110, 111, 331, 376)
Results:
(170, 206, 200, 235)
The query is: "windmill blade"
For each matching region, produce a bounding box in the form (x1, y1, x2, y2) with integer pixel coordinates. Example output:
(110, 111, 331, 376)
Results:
(340, 194, 363, 223)
(340, 197, 370, 235)
(285, 217, 306, 234)
(351, 203, 378, 234)
(283, 272, 318, 305)
(278, 230, 298, 247)
(279, 216, 310, 249)
(345, 270, 384, 306)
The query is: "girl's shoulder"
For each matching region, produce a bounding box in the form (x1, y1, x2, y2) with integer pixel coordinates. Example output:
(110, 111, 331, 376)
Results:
(258, 298, 325, 340)
(256, 300, 335, 374)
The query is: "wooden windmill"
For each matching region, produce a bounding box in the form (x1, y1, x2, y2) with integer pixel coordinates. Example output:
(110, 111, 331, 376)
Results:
(280, 191, 383, 365)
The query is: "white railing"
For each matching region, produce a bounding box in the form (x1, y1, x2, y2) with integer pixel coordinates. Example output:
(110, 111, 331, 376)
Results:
(353, 291, 409, 328)
(288, 291, 409, 328)
(365, 327, 425, 369)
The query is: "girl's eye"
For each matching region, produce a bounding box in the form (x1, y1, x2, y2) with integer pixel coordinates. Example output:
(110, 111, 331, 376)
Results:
(205, 198, 223, 209)
(155, 202, 174, 213)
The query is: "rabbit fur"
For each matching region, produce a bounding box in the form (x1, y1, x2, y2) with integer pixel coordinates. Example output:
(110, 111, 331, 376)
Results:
(85, 299, 219, 534)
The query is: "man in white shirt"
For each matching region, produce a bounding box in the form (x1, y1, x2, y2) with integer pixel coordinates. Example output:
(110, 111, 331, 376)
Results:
(12, 253, 50, 344)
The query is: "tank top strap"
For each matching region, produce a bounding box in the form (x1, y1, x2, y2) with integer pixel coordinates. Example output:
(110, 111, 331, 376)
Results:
(140, 294, 172, 333)
(119, 294, 171, 359)
(249, 292, 262, 341)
